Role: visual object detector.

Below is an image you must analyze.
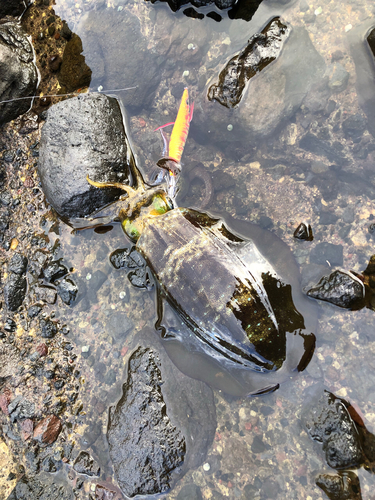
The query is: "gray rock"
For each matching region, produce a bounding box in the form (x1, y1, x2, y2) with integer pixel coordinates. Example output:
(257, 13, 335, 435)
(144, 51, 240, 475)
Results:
(302, 390, 365, 469)
(7, 475, 73, 500)
(56, 277, 78, 306)
(73, 451, 100, 477)
(78, 9, 162, 110)
(107, 334, 216, 498)
(8, 396, 35, 421)
(307, 270, 365, 309)
(177, 484, 203, 500)
(327, 63, 349, 93)
(0, 21, 38, 126)
(105, 312, 134, 340)
(8, 252, 28, 275)
(38, 93, 136, 218)
(0, 343, 20, 384)
(4, 273, 27, 311)
(309, 242, 343, 267)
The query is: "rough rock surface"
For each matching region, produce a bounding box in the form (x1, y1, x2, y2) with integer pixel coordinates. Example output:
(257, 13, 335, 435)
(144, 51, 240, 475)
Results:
(197, 23, 325, 145)
(0, 0, 31, 18)
(0, 343, 20, 386)
(7, 475, 73, 500)
(316, 471, 362, 500)
(307, 270, 365, 309)
(0, 21, 38, 126)
(73, 451, 100, 476)
(33, 415, 62, 445)
(38, 93, 136, 218)
(302, 390, 365, 469)
(4, 273, 27, 311)
(107, 337, 216, 498)
(208, 18, 291, 108)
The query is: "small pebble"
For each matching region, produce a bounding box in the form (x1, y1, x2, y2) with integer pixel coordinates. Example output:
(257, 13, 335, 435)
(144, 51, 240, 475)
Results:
(188, 43, 195, 50)
(203, 463, 210, 471)
(182, 70, 190, 77)
(227, 124, 233, 131)
(82, 346, 90, 353)
(97, 85, 103, 92)
(314, 6, 322, 15)
(119, 291, 126, 299)
(86, 273, 92, 280)
(345, 24, 352, 32)
(118, 5, 123, 10)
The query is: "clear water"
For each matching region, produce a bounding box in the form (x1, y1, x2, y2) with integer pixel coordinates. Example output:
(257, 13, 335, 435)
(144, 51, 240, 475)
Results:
(33, 0, 375, 497)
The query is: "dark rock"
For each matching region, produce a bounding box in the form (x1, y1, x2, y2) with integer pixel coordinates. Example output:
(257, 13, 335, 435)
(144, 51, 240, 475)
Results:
(327, 63, 349, 93)
(38, 93, 136, 218)
(8, 396, 35, 421)
(307, 270, 365, 309)
(80, 9, 162, 110)
(316, 471, 362, 500)
(258, 215, 273, 230)
(0, 0, 31, 18)
(299, 132, 347, 164)
(42, 260, 68, 282)
(208, 18, 291, 108)
(58, 34, 92, 93)
(73, 451, 100, 477)
(342, 114, 367, 142)
(40, 319, 58, 339)
(109, 248, 132, 269)
(41, 455, 62, 473)
(107, 340, 216, 498)
(0, 21, 38, 126)
(310, 242, 343, 266)
(319, 212, 338, 225)
(128, 267, 153, 290)
(294, 222, 313, 241)
(183, 8, 204, 19)
(4, 318, 16, 332)
(33, 415, 62, 445)
(302, 390, 365, 469)
(7, 475, 73, 500)
(177, 484, 203, 500)
(60, 21, 72, 41)
(251, 435, 269, 454)
(56, 278, 78, 305)
(27, 305, 42, 318)
(94, 484, 116, 500)
(4, 273, 27, 311)
(8, 253, 28, 275)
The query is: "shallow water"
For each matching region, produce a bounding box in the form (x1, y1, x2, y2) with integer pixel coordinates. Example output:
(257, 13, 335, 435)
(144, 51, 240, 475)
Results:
(14, 0, 375, 497)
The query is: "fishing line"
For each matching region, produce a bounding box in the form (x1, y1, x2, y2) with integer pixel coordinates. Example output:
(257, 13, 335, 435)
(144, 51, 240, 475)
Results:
(0, 86, 138, 105)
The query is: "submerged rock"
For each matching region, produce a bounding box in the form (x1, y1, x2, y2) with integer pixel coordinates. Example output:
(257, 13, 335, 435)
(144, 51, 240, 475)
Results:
(0, 0, 31, 18)
(208, 18, 290, 108)
(316, 471, 362, 500)
(38, 93, 137, 218)
(7, 475, 73, 500)
(302, 390, 366, 469)
(58, 34, 92, 93)
(309, 242, 343, 267)
(33, 415, 62, 446)
(307, 270, 365, 309)
(73, 451, 100, 477)
(4, 273, 27, 311)
(0, 21, 38, 126)
(294, 222, 313, 241)
(107, 338, 216, 498)
(197, 22, 325, 145)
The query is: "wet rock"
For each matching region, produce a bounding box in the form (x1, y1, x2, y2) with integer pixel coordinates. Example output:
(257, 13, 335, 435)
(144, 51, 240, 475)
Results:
(198, 23, 325, 145)
(307, 270, 365, 309)
(208, 18, 290, 108)
(105, 312, 134, 340)
(107, 340, 216, 497)
(34, 285, 57, 304)
(8, 396, 35, 422)
(302, 390, 365, 469)
(73, 451, 100, 477)
(38, 93, 136, 218)
(36, 343, 48, 357)
(299, 132, 347, 164)
(79, 9, 162, 110)
(8, 253, 28, 275)
(94, 484, 116, 500)
(58, 34, 92, 93)
(177, 484, 203, 500)
(109, 247, 141, 269)
(294, 222, 313, 241)
(316, 471, 362, 500)
(4, 318, 17, 332)
(41, 455, 62, 473)
(39, 318, 58, 339)
(42, 260, 68, 283)
(0, 21, 38, 126)
(309, 242, 343, 267)
(4, 273, 27, 311)
(327, 63, 349, 93)
(33, 415, 62, 445)
(27, 305, 42, 318)
(7, 475, 73, 500)
(319, 212, 338, 225)
(342, 114, 367, 142)
(0, 0, 31, 18)
(20, 419, 33, 440)
(56, 277, 78, 305)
